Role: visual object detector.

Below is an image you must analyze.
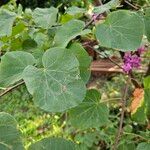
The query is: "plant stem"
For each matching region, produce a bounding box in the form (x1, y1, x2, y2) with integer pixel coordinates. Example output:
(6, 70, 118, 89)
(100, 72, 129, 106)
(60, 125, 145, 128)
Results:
(112, 79, 129, 150)
(123, 132, 150, 142)
(0, 81, 25, 97)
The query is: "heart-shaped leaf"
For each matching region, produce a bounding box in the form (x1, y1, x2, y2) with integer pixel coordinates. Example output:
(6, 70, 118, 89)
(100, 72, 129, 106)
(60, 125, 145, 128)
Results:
(95, 10, 144, 51)
(0, 9, 16, 37)
(69, 89, 109, 129)
(32, 7, 58, 29)
(69, 43, 91, 83)
(54, 19, 90, 48)
(0, 112, 24, 150)
(0, 51, 36, 87)
(23, 47, 86, 112)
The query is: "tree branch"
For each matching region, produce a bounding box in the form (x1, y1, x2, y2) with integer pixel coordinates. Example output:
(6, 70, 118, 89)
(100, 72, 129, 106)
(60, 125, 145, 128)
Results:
(112, 79, 129, 150)
(0, 81, 25, 97)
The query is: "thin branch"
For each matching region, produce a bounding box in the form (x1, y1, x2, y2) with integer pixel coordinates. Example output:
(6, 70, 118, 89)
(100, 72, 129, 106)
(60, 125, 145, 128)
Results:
(83, 0, 103, 29)
(128, 73, 142, 88)
(112, 79, 129, 150)
(0, 81, 25, 97)
(124, 0, 139, 10)
(83, 13, 102, 29)
(95, 49, 123, 69)
(123, 132, 150, 142)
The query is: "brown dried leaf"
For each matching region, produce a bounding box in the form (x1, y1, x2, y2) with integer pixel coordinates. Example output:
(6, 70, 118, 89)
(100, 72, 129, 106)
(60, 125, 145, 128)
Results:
(130, 88, 144, 114)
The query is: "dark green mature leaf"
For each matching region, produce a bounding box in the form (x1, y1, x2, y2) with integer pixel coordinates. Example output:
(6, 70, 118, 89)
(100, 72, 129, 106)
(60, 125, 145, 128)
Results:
(22, 39, 37, 51)
(0, 112, 24, 150)
(0, 9, 16, 37)
(0, 51, 36, 87)
(23, 47, 86, 112)
(136, 142, 150, 150)
(54, 19, 90, 48)
(29, 137, 76, 150)
(96, 10, 144, 51)
(69, 89, 109, 129)
(69, 43, 91, 83)
(32, 7, 58, 29)
(93, 0, 120, 14)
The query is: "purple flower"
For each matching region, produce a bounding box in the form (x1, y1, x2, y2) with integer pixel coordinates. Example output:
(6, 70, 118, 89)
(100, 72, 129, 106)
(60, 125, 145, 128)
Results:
(130, 55, 141, 68)
(123, 63, 132, 73)
(122, 52, 141, 73)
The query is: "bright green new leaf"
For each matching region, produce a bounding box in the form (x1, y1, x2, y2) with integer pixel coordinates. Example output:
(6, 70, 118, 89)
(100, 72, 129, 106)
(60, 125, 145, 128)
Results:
(23, 47, 86, 112)
(0, 112, 24, 150)
(69, 89, 109, 129)
(144, 76, 150, 89)
(96, 10, 144, 51)
(32, 7, 58, 29)
(69, 43, 91, 83)
(93, 0, 120, 14)
(144, 76, 150, 117)
(136, 142, 150, 150)
(0, 51, 36, 87)
(29, 137, 76, 150)
(0, 9, 16, 37)
(54, 19, 90, 47)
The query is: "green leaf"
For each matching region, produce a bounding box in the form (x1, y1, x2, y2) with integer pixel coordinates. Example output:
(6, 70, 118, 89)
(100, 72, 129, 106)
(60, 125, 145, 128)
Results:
(144, 76, 150, 117)
(118, 142, 136, 150)
(136, 142, 150, 150)
(0, 112, 24, 150)
(93, 0, 120, 14)
(54, 19, 90, 48)
(0, 51, 36, 87)
(95, 10, 144, 51)
(12, 22, 26, 36)
(22, 39, 37, 51)
(23, 47, 86, 112)
(66, 6, 86, 15)
(0, 9, 16, 37)
(144, 8, 150, 41)
(32, 7, 58, 29)
(28, 137, 76, 150)
(144, 76, 150, 89)
(69, 89, 109, 129)
(0, 112, 17, 127)
(69, 43, 91, 83)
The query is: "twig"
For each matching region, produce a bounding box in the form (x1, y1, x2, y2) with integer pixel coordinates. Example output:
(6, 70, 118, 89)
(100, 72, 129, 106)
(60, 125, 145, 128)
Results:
(0, 81, 25, 97)
(83, 0, 103, 29)
(83, 13, 102, 29)
(123, 132, 150, 142)
(112, 79, 129, 150)
(124, 0, 139, 10)
(95, 49, 123, 69)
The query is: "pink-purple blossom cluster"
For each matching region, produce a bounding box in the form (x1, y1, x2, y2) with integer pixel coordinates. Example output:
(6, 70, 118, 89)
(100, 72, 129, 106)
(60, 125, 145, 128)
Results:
(122, 46, 145, 73)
